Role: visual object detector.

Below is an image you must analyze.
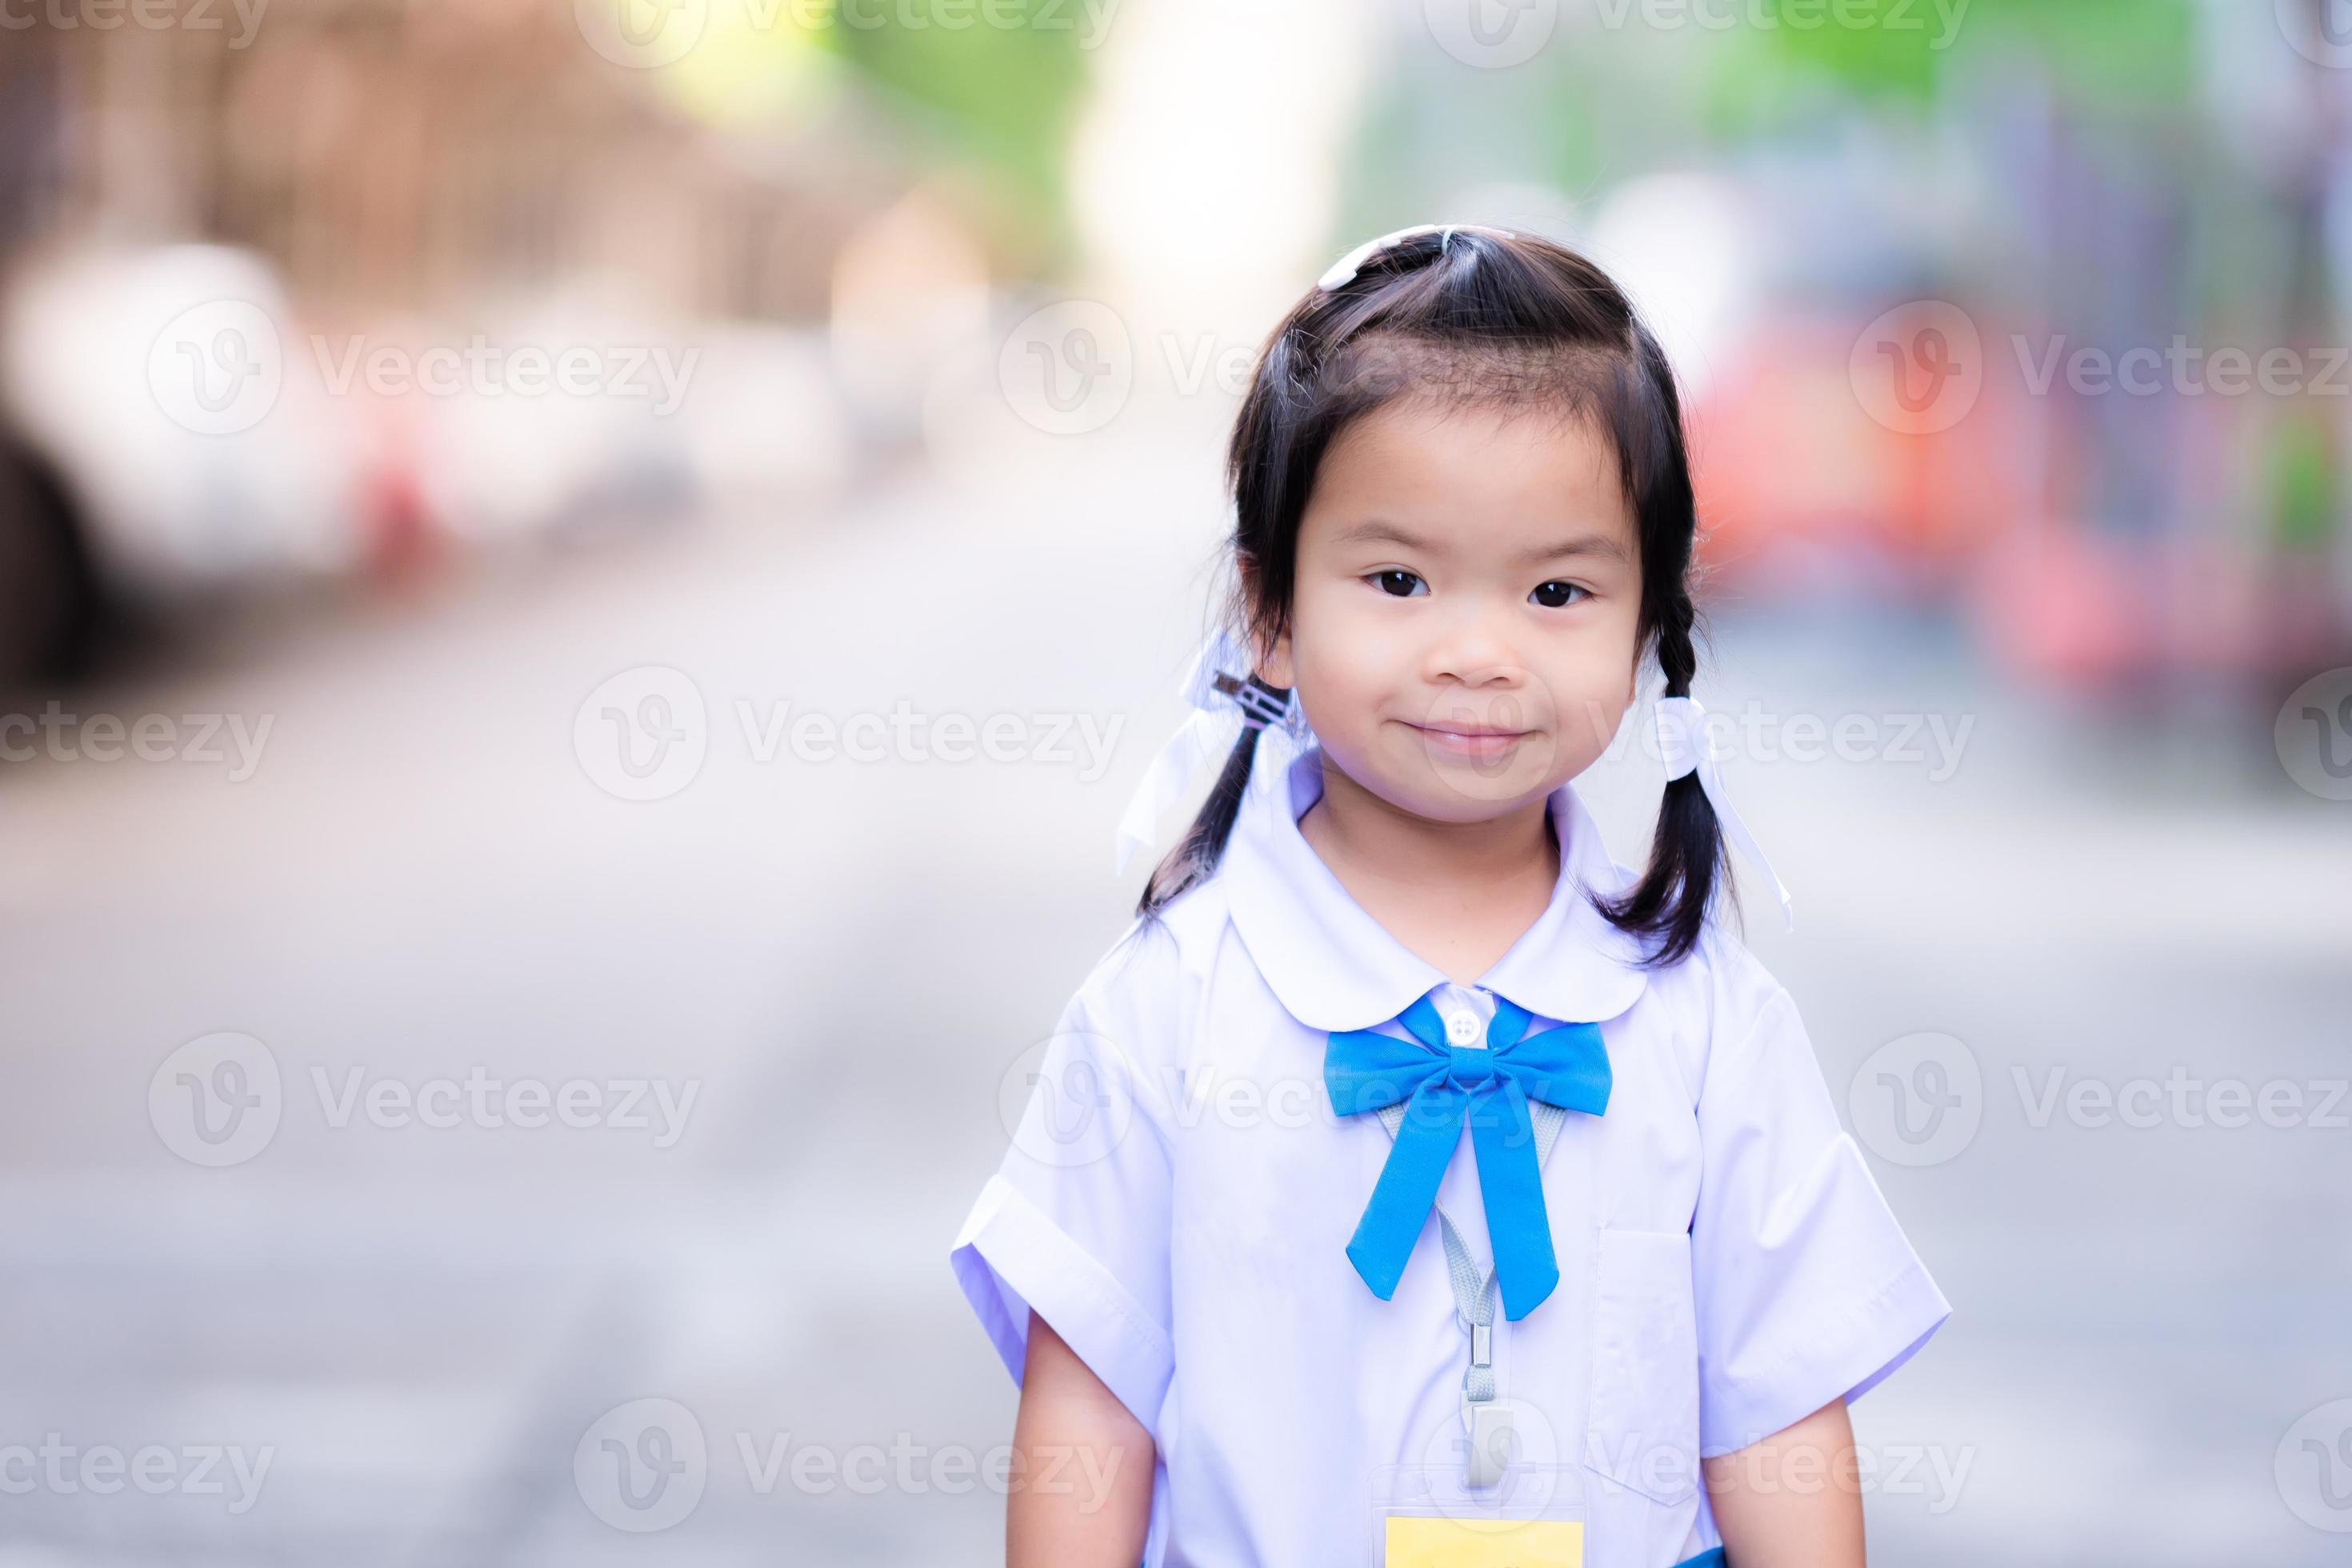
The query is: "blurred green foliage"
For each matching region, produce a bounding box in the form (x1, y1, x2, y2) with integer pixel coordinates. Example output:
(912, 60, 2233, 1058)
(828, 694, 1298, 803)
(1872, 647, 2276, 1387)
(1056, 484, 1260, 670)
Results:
(2271, 412, 2341, 551)
(814, 10, 1093, 266)
(1344, 0, 2209, 251)
(1740, 0, 2198, 106)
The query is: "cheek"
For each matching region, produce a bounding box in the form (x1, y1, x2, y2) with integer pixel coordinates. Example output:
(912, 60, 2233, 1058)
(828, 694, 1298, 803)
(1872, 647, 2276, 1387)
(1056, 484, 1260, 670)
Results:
(1287, 578, 1365, 677)
(1536, 607, 1644, 725)
(1284, 584, 1396, 719)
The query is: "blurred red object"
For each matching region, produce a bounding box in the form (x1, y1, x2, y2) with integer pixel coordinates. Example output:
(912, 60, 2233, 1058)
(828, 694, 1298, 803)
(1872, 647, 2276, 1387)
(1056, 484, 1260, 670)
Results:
(1687, 314, 2023, 602)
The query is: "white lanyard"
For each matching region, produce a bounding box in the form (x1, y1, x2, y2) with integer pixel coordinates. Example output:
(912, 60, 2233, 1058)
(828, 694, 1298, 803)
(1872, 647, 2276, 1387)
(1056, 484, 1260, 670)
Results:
(1374, 1096, 1568, 1487)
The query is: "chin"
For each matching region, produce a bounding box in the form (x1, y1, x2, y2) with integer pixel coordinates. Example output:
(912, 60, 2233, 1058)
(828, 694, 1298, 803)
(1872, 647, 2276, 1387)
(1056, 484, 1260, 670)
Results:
(1349, 741, 1561, 823)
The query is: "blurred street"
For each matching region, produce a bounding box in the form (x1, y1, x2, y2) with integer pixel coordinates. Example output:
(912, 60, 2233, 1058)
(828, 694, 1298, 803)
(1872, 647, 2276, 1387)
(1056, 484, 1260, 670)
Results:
(1, 410, 2346, 1566)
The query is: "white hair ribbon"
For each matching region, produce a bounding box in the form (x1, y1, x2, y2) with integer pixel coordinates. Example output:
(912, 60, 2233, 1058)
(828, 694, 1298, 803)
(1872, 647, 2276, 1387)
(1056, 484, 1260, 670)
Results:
(1114, 627, 1310, 876)
(1318, 225, 1444, 290)
(1315, 222, 1518, 291)
(1654, 695, 1795, 932)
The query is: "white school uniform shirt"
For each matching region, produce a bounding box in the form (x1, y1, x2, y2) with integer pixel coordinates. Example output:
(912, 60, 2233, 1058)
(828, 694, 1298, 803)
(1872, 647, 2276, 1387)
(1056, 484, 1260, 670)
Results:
(951, 740, 1950, 1566)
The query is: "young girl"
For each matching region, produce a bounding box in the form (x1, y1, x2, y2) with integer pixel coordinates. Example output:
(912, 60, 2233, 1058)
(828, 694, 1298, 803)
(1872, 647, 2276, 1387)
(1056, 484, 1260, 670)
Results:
(951, 225, 1950, 1567)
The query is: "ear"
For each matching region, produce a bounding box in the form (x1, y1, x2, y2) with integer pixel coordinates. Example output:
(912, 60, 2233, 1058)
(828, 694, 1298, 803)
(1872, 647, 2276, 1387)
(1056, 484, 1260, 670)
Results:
(1257, 618, 1295, 690)
(1236, 556, 1293, 689)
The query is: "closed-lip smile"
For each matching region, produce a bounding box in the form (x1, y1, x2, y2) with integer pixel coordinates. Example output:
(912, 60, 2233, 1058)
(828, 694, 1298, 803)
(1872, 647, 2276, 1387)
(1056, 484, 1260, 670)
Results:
(1412, 720, 1529, 738)
(1406, 718, 1534, 758)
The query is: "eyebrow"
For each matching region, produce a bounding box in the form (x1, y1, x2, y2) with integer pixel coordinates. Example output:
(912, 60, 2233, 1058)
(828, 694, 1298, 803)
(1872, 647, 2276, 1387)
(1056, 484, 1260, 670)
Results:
(1331, 518, 1632, 568)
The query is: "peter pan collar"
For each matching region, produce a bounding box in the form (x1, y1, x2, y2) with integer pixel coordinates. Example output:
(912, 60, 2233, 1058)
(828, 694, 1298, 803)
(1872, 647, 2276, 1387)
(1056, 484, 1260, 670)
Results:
(1223, 742, 1654, 1033)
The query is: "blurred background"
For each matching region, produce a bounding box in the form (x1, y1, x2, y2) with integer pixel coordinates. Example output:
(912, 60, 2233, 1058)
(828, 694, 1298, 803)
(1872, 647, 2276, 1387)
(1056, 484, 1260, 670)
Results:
(2, 0, 2350, 1562)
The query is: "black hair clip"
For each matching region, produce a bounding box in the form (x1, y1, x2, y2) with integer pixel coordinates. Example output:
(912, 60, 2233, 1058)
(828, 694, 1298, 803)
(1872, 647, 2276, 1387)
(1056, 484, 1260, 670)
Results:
(1214, 671, 1294, 732)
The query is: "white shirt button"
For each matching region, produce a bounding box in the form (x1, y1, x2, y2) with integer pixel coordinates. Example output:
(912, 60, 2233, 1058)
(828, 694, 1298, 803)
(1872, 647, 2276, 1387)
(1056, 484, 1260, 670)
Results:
(1444, 1010, 1482, 1046)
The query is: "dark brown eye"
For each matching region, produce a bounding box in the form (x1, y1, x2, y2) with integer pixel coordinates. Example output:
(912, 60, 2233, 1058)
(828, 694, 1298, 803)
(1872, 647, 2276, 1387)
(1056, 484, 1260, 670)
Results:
(1374, 570, 1426, 598)
(1531, 581, 1587, 608)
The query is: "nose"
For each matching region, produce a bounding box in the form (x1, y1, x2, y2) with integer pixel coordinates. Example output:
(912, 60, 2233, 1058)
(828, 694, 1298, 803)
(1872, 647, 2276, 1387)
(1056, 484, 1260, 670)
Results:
(1422, 596, 1527, 695)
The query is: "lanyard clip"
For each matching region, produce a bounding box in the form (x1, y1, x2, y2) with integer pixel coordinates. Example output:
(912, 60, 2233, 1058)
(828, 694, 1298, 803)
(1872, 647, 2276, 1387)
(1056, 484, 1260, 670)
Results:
(1458, 1396, 1517, 1490)
(1459, 1321, 1505, 1487)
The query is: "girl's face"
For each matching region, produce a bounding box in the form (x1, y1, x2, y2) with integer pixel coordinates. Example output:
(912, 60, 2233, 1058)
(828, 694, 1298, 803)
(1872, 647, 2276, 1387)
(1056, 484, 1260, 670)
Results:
(1261, 398, 1646, 823)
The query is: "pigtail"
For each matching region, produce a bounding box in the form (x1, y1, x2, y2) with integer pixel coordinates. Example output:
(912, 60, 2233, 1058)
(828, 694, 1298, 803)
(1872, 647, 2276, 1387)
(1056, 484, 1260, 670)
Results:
(1597, 590, 1731, 970)
(1134, 676, 1286, 917)
(1591, 320, 1732, 970)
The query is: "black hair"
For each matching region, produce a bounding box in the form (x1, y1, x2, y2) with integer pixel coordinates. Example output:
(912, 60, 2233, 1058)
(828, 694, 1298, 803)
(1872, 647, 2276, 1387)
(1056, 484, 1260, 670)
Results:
(1135, 226, 1729, 970)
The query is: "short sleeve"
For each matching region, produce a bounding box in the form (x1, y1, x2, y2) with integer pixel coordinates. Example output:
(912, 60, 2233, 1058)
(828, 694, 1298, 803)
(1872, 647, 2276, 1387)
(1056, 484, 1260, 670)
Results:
(1690, 984, 1951, 1456)
(950, 973, 1177, 1438)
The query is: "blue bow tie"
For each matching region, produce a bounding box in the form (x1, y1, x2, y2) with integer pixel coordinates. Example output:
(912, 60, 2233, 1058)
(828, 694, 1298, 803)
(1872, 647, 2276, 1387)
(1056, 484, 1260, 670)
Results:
(1324, 992, 1611, 1321)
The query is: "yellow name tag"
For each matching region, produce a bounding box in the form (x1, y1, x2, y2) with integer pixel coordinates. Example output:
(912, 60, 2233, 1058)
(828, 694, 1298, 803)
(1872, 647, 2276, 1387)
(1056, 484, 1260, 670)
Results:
(1384, 1514, 1583, 1566)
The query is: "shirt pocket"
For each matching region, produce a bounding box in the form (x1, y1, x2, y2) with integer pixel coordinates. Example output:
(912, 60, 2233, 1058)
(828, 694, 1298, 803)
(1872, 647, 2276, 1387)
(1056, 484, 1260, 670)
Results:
(1583, 1226, 1702, 1507)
